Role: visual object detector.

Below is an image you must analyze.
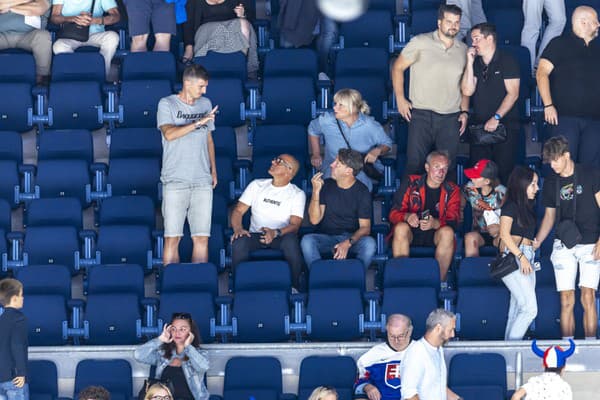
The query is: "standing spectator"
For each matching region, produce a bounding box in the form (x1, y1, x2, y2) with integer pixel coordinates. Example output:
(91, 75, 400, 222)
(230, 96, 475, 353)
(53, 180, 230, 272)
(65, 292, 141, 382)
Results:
(536, 6, 600, 169)
(50, 0, 120, 78)
(512, 339, 575, 400)
(399, 309, 461, 400)
(389, 151, 460, 282)
(230, 154, 306, 290)
(125, 0, 176, 52)
(78, 386, 110, 400)
(461, 22, 521, 183)
(0, 278, 28, 400)
(308, 88, 392, 192)
(534, 136, 600, 340)
(354, 315, 414, 400)
(301, 149, 376, 269)
(447, 0, 487, 41)
(182, 0, 257, 78)
(462, 159, 506, 257)
(521, 0, 566, 69)
(157, 64, 218, 265)
(135, 313, 209, 400)
(0, 0, 52, 84)
(499, 166, 539, 340)
(392, 3, 469, 180)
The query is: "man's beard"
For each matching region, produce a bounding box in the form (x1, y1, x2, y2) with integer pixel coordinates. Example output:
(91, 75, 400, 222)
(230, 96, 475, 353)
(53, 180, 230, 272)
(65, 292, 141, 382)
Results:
(441, 29, 458, 39)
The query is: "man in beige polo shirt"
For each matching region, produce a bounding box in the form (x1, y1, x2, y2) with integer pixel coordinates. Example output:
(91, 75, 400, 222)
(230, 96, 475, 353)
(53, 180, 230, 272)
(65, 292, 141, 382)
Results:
(392, 3, 469, 181)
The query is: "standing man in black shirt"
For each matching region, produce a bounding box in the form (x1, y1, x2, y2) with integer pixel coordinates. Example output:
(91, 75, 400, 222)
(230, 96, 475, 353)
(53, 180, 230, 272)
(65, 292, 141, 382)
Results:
(0, 278, 28, 400)
(461, 22, 521, 183)
(535, 136, 600, 340)
(536, 6, 600, 169)
(301, 148, 376, 268)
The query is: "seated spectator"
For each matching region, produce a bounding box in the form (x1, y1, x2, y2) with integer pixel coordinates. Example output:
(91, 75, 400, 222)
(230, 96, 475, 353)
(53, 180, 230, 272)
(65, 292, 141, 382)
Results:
(308, 387, 337, 400)
(462, 159, 506, 257)
(50, 0, 120, 78)
(125, 0, 176, 52)
(230, 154, 306, 290)
(78, 386, 110, 400)
(144, 383, 173, 400)
(301, 148, 376, 268)
(308, 88, 392, 192)
(135, 313, 209, 400)
(354, 314, 414, 400)
(0, 0, 52, 84)
(389, 150, 460, 282)
(182, 0, 257, 78)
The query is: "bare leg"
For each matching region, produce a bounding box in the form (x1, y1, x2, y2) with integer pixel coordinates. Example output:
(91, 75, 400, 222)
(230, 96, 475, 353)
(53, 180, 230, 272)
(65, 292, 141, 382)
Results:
(464, 231, 484, 258)
(163, 236, 181, 265)
(560, 290, 576, 337)
(434, 226, 455, 282)
(191, 236, 209, 263)
(153, 33, 171, 52)
(581, 287, 598, 338)
(131, 34, 149, 52)
(392, 222, 413, 258)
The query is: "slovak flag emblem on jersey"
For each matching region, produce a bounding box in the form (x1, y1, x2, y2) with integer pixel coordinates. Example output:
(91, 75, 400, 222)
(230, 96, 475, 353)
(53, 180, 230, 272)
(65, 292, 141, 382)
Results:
(384, 363, 401, 389)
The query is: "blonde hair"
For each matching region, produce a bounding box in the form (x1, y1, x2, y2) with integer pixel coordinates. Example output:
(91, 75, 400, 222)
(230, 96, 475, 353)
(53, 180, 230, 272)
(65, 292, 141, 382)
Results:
(308, 386, 338, 400)
(333, 89, 370, 115)
(144, 383, 173, 400)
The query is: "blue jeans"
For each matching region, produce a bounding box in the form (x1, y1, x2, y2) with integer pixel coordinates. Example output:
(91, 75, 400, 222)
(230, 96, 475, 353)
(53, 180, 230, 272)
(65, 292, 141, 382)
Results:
(300, 233, 376, 268)
(316, 17, 338, 74)
(501, 245, 537, 340)
(0, 381, 29, 400)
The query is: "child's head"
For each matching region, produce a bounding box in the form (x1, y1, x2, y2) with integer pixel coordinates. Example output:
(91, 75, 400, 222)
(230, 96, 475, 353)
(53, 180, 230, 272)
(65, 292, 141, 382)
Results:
(0, 278, 24, 309)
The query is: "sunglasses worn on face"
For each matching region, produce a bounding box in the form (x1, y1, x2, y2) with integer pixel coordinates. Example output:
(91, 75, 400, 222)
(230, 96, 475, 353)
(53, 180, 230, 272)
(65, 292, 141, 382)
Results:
(273, 157, 293, 170)
(151, 396, 172, 400)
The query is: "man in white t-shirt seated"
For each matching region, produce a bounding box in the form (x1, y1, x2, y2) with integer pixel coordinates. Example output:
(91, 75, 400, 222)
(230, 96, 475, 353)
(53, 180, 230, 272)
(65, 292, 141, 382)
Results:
(230, 154, 307, 289)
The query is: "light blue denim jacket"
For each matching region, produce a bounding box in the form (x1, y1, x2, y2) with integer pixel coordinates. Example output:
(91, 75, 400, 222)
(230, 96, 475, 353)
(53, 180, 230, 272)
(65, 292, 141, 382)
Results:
(134, 338, 209, 400)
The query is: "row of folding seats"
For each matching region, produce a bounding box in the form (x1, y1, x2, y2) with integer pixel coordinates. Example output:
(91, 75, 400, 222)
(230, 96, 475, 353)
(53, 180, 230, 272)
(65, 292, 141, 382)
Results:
(29, 353, 508, 400)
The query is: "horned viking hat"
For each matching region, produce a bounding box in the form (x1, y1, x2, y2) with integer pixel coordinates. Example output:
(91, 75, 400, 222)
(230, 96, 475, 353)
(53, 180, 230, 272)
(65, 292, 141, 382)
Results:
(531, 339, 576, 369)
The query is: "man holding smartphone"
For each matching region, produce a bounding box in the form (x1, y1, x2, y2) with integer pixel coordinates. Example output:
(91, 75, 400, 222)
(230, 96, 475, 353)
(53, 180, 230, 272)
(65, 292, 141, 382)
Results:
(389, 151, 460, 282)
(157, 64, 218, 265)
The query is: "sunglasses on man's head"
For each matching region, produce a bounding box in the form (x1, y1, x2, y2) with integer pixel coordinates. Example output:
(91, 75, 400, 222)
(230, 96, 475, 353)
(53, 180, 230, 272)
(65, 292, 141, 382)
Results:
(172, 312, 192, 320)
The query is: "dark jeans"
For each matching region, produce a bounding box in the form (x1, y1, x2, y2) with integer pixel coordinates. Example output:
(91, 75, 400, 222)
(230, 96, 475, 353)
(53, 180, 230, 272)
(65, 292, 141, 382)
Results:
(547, 116, 600, 168)
(469, 121, 520, 184)
(406, 109, 461, 181)
(231, 233, 304, 288)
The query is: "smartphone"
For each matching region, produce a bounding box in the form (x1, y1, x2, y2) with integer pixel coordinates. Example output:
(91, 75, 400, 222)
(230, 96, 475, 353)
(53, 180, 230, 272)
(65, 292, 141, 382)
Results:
(420, 210, 430, 220)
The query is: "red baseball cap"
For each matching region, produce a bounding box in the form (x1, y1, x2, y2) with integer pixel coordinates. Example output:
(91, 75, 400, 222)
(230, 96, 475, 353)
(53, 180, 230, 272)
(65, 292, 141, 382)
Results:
(464, 159, 499, 180)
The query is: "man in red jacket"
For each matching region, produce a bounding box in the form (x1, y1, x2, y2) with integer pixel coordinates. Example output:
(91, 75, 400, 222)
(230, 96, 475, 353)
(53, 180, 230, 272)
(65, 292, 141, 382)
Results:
(389, 150, 460, 281)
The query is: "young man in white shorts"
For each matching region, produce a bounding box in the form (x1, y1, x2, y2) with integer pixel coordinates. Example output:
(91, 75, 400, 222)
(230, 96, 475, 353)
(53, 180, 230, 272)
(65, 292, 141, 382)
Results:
(157, 64, 218, 265)
(535, 136, 600, 339)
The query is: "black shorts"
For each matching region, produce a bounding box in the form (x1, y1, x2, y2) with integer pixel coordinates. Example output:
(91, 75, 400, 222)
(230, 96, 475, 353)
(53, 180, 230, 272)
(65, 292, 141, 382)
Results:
(481, 232, 495, 247)
(411, 227, 435, 247)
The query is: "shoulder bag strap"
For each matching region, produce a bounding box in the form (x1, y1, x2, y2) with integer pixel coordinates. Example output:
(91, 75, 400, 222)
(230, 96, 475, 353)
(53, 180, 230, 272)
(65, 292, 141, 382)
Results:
(572, 169, 577, 220)
(335, 118, 352, 150)
(90, 0, 98, 16)
(555, 175, 561, 228)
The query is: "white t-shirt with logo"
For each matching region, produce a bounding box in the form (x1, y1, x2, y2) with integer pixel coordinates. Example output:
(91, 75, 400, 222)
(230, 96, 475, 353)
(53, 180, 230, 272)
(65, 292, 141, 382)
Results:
(239, 179, 306, 232)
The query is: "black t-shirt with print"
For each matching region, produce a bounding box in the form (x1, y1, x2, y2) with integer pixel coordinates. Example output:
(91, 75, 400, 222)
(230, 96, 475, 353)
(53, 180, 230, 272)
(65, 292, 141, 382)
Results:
(542, 165, 600, 244)
(501, 200, 536, 240)
(424, 185, 441, 219)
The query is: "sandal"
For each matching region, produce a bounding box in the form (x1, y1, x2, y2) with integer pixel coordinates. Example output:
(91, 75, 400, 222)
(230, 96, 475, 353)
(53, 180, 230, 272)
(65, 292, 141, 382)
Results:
(180, 56, 193, 66)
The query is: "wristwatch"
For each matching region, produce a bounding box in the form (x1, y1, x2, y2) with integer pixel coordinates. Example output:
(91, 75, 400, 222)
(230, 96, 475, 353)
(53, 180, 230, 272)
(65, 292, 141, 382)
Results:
(348, 237, 355, 245)
(494, 113, 502, 121)
(275, 228, 282, 238)
(194, 120, 203, 129)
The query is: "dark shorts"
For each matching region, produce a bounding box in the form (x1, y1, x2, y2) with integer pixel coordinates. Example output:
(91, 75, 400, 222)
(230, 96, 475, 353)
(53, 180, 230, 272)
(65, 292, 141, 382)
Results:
(126, 0, 176, 36)
(481, 232, 495, 247)
(411, 227, 435, 247)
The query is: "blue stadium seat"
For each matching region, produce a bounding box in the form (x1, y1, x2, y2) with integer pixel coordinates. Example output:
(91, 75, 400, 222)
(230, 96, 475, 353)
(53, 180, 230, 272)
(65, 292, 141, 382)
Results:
(334, 76, 386, 123)
(448, 353, 507, 400)
(194, 51, 247, 80)
(51, 53, 105, 83)
(74, 359, 133, 400)
(533, 287, 585, 340)
(338, 10, 394, 49)
(98, 195, 155, 228)
(231, 260, 291, 342)
(38, 130, 93, 164)
(298, 356, 357, 400)
(485, 7, 523, 45)
(307, 259, 366, 341)
(0, 160, 19, 206)
(83, 264, 146, 345)
(119, 80, 173, 128)
(96, 225, 153, 267)
(109, 128, 163, 159)
(222, 357, 285, 400)
(120, 51, 176, 84)
(213, 126, 238, 158)
(15, 265, 71, 345)
(23, 226, 80, 273)
(35, 159, 91, 206)
(25, 197, 83, 229)
(28, 360, 60, 400)
(0, 53, 35, 132)
(263, 49, 319, 79)
(106, 157, 161, 204)
(334, 48, 390, 79)
(47, 81, 103, 130)
(206, 78, 245, 127)
(408, 7, 437, 37)
(158, 262, 218, 343)
(262, 77, 316, 125)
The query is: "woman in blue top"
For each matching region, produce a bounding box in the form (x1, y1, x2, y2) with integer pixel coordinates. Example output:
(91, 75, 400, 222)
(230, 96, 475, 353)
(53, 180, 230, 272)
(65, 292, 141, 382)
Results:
(135, 313, 209, 400)
(308, 88, 392, 192)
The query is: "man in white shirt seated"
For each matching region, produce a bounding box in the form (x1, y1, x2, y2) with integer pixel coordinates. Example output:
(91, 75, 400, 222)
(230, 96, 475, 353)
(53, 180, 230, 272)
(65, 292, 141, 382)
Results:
(400, 309, 463, 400)
(230, 154, 306, 290)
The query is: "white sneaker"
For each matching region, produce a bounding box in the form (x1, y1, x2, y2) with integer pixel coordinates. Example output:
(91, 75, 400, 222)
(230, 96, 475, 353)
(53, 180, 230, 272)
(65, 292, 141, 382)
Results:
(318, 72, 331, 81)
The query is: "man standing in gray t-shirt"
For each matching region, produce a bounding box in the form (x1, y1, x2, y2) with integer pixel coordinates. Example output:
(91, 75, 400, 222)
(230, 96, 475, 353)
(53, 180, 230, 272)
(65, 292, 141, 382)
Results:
(157, 64, 218, 265)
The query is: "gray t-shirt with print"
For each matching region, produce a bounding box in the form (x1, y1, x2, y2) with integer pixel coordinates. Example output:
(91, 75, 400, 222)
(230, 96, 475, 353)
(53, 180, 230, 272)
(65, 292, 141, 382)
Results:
(157, 94, 215, 186)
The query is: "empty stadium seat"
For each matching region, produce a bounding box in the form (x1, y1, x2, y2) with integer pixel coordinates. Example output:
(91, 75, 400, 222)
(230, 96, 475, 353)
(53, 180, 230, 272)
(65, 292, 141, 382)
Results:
(263, 49, 319, 79)
(106, 157, 161, 204)
(206, 79, 245, 127)
(28, 360, 60, 400)
(0, 53, 35, 132)
(109, 128, 162, 159)
(262, 77, 316, 125)
(74, 359, 133, 400)
(222, 356, 286, 400)
(298, 356, 357, 400)
(448, 352, 507, 400)
(338, 10, 394, 49)
(194, 51, 247, 80)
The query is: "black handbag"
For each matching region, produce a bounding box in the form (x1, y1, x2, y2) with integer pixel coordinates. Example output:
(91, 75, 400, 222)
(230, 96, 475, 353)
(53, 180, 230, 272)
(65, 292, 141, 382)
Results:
(489, 237, 523, 280)
(463, 123, 507, 145)
(335, 119, 383, 180)
(554, 171, 582, 249)
(56, 0, 96, 42)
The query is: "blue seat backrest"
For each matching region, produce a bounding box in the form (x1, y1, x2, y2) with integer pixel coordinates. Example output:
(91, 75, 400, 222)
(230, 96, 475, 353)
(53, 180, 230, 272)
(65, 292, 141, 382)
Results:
(0, 130, 24, 163)
(87, 264, 145, 298)
(309, 259, 365, 291)
(263, 49, 318, 78)
(448, 352, 507, 399)
(38, 130, 94, 163)
(99, 195, 156, 228)
(235, 260, 291, 292)
(298, 356, 357, 400)
(0, 53, 36, 84)
(25, 197, 83, 230)
(121, 51, 176, 84)
(384, 257, 441, 289)
(15, 264, 72, 298)
(223, 356, 282, 400)
(74, 359, 133, 400)
(160, 262, 219, 296)
(457, 257, 501, 287)
(109, 128, 163, 159)
(28, 360, 58, 400)
(51, 53, 105, 83)
(194, 51, 247, 80)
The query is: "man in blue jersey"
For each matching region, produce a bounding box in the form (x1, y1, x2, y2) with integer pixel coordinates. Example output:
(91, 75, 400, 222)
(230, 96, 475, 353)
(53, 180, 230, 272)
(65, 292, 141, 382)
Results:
(354, 314, 414, 400)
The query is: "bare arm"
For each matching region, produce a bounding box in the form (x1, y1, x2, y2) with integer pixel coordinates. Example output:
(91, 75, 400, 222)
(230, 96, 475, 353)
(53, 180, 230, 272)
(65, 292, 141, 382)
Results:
(534, 207, 556, 248)
(309, 134, 322, 168)
(461, 48, 477, 96)
(391, 54, 415, 121)
(100, 6, 120, 25)
(230, 202, 250, 233)
(404, 396, 419, 400)
(50, 4, 75, 24)
(282, 215, 302, 235)
(308, 172, 325, 225)
(5, 0, 49, 16)
(160, 122, 200, 142)
(496, 78, 520, 118)
(511, 388, 526, 400)
(0, 0, 37, 9)
(446, 388, 461, 400)
(536, 58, 558, 125)
(207, 130, 217, 188)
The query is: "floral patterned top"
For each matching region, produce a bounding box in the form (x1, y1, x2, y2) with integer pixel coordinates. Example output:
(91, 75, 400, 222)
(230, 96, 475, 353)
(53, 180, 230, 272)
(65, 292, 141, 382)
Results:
(462, 182, 506, 232)
(521, 372, 572, 400)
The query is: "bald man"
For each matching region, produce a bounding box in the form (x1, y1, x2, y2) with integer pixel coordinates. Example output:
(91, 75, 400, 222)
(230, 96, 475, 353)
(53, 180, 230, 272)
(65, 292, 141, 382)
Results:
(230, 154, 306, 289)
(355, 315, 414, 400)
(536, 6, 600, 169)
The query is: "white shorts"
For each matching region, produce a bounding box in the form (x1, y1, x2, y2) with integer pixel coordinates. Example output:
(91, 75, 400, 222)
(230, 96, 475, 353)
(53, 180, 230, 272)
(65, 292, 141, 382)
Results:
(550, 239, 600, 292)
(162, 182, 212, 237)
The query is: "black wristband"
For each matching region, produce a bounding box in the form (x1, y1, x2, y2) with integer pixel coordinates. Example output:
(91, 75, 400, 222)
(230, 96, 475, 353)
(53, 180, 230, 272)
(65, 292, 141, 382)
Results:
(460, 110, 469, 115)
(544, 104, 554, 108)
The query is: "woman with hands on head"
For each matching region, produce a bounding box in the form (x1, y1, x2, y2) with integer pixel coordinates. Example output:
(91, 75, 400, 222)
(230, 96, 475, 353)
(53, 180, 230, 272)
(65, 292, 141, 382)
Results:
(135, 313, 209, 400)
(499, 166, 540, 340)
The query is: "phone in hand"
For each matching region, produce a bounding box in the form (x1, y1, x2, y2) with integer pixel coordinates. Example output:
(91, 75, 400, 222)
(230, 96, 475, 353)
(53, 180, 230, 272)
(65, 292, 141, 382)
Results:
(420, 210, 430, 220)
